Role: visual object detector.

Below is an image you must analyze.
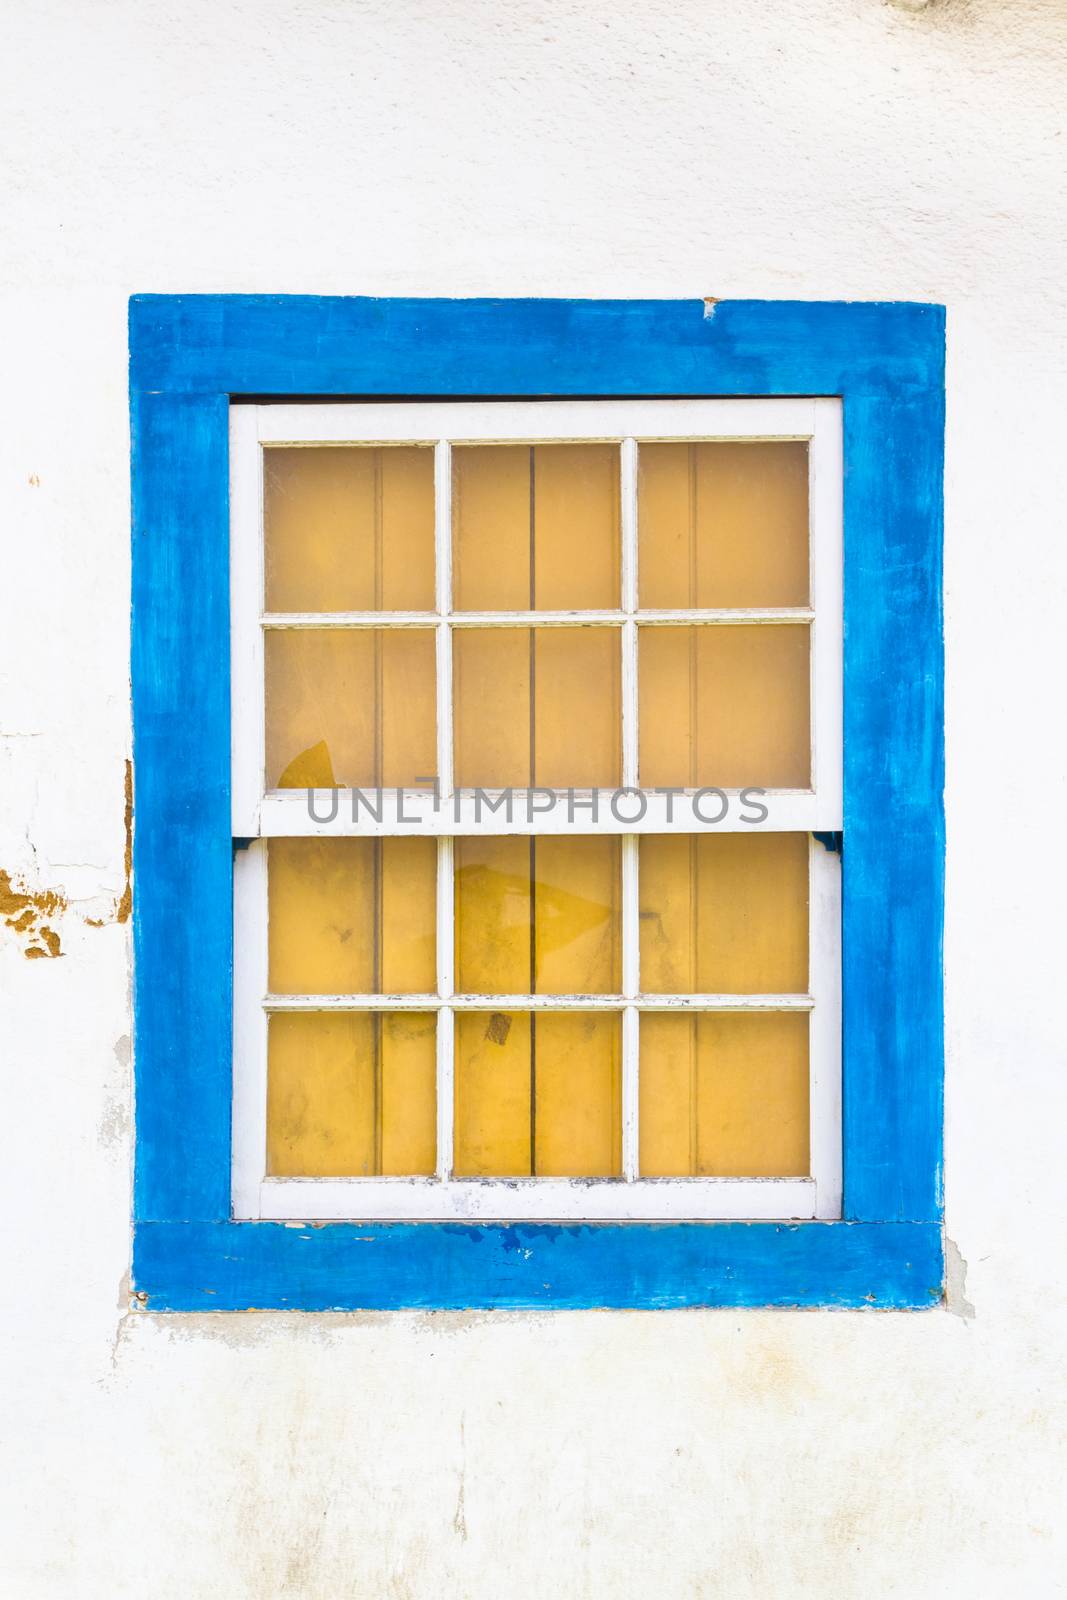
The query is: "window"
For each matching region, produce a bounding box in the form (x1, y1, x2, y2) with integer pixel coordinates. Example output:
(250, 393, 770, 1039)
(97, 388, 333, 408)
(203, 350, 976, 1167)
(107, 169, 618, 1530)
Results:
(131, 295, 944, 1309)
(229, 400, 843, 1222)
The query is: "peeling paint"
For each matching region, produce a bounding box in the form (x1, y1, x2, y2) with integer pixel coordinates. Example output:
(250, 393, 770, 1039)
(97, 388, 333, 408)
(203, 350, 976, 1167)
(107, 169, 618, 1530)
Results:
(943, 1234, 975, 1320)
(87, 759, 132, 927)
(3, 761, 131, 955)
(0, 867, 66, 958)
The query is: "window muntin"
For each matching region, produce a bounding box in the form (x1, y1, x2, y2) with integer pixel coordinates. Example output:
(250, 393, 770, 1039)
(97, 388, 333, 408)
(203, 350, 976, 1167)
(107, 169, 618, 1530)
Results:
(231, 398, 842, 1223)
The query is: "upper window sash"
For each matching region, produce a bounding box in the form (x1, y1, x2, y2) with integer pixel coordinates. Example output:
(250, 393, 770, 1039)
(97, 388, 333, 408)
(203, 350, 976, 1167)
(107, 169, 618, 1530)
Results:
(230, 397, 843, 839)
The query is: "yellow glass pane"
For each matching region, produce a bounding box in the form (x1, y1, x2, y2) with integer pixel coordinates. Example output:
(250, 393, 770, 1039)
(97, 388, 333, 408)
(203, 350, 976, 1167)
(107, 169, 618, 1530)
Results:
(453, 628, 529, 789)
(534, 1013, 621, 1177)
(268, 838, 436, 995)
(267, 1011, 436, 1176)
(455, 837, 620, 994)
(265, 627, 435, 788)
(638, 441, 809, 608)
(534, 839, 621, 994)
(535, 629, 620, 788)
(639, 1011, 809, 1176)
(638, 624, 809, 789)
(379, 1013, 438, 1175)
(453, 1010, 532, 1176)
(454, 627, 620, 789)
(453, 1012, 621, 1176)
(639, 834, 808, 994)
(265, 446, 435, 613)
(455, 838, 531, 994)
(377, 839, 438, 992)
(452, 444, 619, 610)
(451, 445, 528, 611)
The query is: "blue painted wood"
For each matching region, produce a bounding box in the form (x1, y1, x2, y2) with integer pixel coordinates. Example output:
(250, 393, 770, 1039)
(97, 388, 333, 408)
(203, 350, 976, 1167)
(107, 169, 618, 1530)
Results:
(129, 295, 944, 401)
(129, 295, 945, 1306)
(133, 1220, 943, 1312)
(131, 390, 233, 1221)
(842, 390, 945, 1223)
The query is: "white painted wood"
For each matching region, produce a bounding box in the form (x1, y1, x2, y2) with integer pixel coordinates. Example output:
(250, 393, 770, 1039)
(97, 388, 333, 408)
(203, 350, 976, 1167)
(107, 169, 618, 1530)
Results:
(257, 1175, 817, 1222)
(621, 827, 640, 1182)
(260, 608, 813, 628)
(435, 1008, 454, 1183)
(620, 437, 639, 803)
(809, 835, 843, 1219)
(620, 436, 638, 613)
(810, 398, 844, 830)
(230, 406, 265, 837)
(261, 992, 814, 1012)
(231, 843, 268, 1219)
(621, 1007, 639, 1182)
(434, 438, 453, 798)
(621, 841, 639, 1002)
(435, 836, 454, 1180)
(254, 397, 821, 447)
(631, 993, 815, 1012)
(257, 788, 823, 836)
(231, 396, 844, 1222)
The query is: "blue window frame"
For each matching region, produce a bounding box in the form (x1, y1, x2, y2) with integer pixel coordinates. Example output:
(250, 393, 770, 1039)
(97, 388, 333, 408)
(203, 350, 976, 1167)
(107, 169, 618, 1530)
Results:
(130, 296, 944, 1310)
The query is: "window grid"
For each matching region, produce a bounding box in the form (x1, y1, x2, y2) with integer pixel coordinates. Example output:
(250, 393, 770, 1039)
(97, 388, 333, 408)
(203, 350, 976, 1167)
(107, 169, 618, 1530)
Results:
(230, 399, 842, 1223)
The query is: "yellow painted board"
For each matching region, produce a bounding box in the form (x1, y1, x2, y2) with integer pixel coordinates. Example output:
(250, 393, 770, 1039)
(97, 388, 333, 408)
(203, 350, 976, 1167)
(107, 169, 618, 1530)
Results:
(455, 838, 620, 995)
(453, 1011, 621, 1177)
(452, 445, 531, 611)
(268, 1011, 377, 1175)
(533, 838, 621, 994)
(378, 1012, 437, 1175)
(265, 445, 435, 613)
(266, 627, 436, 789)
(454, 1010, 533, 1176)
(379, 838, 437, 993)
(267, 1010, 436, 1176)
(268, 838, 376, 994)
(455, 837, 532, 995)
(638, 623, 809, 789)
(638, 441, 809, 608)
(639, 1011, 809, 1177)
(378, 629, 438, 786)
(532, 445, 619, 609)
(639, 834, 808, 995)
(534, 1012, 621, 1176)
(532, 628, 620, 788)
(268, 838, 435, 996)
(453, 628, 531, 789)
(454, 627, 619, 790)
(452, 444, 619, 611)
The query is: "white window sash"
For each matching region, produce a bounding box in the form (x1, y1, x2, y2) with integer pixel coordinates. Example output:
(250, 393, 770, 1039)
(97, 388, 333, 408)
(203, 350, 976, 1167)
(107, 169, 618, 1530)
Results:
(230, 397, 842, 1223)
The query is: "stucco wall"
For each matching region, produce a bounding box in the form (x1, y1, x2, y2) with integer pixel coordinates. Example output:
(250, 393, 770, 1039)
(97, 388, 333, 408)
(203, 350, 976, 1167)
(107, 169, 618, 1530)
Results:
(2, 0, 1066, 1593)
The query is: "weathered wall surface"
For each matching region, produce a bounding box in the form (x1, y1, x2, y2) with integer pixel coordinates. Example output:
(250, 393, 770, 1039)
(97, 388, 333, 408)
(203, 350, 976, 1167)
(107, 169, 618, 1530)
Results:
(2, 1, 1066, 1593)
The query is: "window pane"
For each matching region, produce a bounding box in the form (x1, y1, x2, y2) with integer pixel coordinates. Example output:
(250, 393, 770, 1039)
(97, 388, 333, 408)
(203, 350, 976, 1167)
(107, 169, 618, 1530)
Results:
(452, 444, 620, 610)
(455, 837, 621, 994)
(265, 446, 435, 613)
(639, 1012, 809, 1176)
(453, 1011, 621, 1177)
(453, 627, 620, 789)
(268, 838, 436, 994)
(640, 835, 808, 994)
(267, 1011, 436, 1176)
(638, 441, 809, 608)
(638, 624, 809, 789)
(265, 627, 435, 788)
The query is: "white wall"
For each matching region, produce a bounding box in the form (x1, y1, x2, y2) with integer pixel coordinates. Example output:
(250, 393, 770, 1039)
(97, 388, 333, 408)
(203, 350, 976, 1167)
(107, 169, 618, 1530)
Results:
(2, 1, 1066, 1593)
